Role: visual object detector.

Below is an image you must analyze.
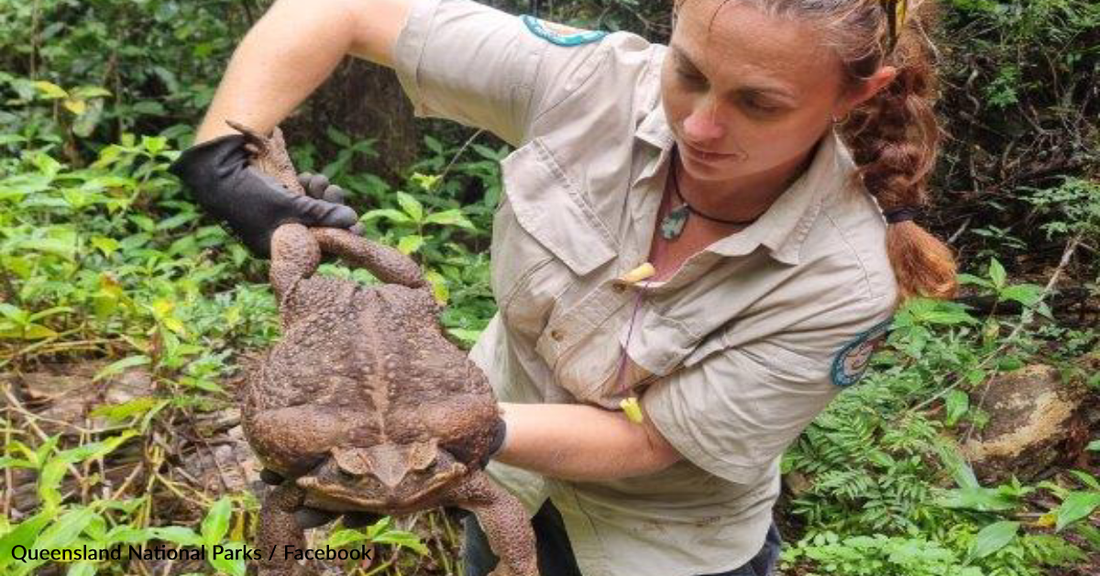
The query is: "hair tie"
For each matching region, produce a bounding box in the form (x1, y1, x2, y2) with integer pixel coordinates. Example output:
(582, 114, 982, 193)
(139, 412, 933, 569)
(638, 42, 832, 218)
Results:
(884, 206, 920, 224)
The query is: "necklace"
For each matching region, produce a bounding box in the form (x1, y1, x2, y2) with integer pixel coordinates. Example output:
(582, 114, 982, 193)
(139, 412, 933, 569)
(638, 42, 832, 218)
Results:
(660, 146, 761, 240)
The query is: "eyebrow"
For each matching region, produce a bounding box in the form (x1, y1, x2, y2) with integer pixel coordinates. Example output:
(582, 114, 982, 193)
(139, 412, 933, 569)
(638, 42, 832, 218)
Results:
(670, 44, 798, 103)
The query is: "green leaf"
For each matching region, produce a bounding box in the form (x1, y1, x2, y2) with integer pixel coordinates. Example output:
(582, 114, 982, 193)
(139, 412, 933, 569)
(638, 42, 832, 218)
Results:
(67, 561, 97, 576)
(0, 512, 51, 570)
(423, 209, 476, 230)
(91, 236, 120, 257)
(360, 209, 411, 224)
(968, 520, 1019, 560)
(35, 507, 97, 552)
(147, 526, 204, 547)
(371, 529, 429, 555)
(944, 390, 969, 427)
(1055, 492, 1100, 531)
(326, 529, 369, 548)
(988, 258, 1007, 290)
(201, 498, 233, 545)
(208, 542, 247, 576)
(33, 81, 68, 99)
(937, 487, 1017, 511)
(397, 234, 424, 255)
(999, 284, 1044, 307)
(1088, 440, 1100, 452)
(957, 273, 993, 288)
(396, 192, 424, 221)
(93, 355, 150, 382)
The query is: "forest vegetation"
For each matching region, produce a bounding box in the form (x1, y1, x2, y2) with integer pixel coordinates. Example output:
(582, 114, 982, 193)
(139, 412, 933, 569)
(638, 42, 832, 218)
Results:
(0, 0, 1097, 574)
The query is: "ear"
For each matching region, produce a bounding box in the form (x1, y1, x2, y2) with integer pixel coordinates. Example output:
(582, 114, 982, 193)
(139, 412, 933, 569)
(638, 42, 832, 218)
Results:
(834, 65, 898, 119)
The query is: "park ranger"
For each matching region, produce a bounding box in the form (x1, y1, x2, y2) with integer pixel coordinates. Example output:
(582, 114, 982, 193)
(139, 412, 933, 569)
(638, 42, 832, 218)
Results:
(170, 0, 958, 574)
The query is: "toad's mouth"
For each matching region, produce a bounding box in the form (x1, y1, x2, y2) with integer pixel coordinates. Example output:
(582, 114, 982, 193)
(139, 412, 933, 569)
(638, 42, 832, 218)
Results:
(297, 461, 467, 510)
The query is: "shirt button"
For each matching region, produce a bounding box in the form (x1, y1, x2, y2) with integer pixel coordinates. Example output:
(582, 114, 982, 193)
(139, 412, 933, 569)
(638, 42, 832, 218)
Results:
(550, 329, 565, 341)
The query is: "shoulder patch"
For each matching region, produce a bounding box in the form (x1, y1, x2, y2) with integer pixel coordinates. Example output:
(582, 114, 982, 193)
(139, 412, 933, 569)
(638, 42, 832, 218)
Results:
(521, 15, 607, 47)
(830, 319, 892, 387)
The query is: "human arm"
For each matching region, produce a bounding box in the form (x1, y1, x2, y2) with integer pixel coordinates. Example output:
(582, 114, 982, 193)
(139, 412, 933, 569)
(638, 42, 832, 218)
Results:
(493, 402, 682, 482)
(194, 0, 410, 143)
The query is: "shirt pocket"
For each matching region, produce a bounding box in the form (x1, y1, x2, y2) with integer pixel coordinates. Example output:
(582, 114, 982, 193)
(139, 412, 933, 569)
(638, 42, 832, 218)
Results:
(492, 138, 618, 342)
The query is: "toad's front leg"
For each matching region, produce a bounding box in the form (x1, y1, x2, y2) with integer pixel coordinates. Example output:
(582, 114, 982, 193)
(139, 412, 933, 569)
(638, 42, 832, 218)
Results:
(256, 482, 317, 576)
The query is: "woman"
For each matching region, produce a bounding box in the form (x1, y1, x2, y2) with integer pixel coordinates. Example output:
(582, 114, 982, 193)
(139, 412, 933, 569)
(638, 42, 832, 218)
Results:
(171, 0, 957, 574)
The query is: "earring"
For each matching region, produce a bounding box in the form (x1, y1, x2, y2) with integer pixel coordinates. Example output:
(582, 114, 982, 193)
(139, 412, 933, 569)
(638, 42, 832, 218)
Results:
(832, 111, 851, 124)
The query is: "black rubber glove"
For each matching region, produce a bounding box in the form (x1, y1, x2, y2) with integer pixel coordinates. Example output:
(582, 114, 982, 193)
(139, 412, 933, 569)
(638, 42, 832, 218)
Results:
(259, 468, 381, 530)
(169, 134, 360, 257)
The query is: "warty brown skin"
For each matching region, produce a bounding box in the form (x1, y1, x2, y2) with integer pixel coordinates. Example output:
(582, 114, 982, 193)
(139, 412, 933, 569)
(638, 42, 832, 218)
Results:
(233, 122, 537, 576)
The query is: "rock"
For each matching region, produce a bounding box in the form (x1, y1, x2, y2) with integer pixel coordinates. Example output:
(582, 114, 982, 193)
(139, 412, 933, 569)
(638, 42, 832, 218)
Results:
(961, 364, 1090, 483)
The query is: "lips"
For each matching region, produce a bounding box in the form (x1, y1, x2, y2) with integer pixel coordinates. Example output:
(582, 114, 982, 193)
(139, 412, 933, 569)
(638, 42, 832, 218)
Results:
(682, 142, 737, 162)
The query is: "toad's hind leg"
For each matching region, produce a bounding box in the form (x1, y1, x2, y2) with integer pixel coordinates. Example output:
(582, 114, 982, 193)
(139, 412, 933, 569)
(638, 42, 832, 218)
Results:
(446, 471, 538, 576)
(270, 223, 321, 302)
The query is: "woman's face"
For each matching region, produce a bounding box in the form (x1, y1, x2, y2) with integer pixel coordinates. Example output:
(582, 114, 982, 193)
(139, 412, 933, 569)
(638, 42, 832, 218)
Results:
(661, 0, 852, 183)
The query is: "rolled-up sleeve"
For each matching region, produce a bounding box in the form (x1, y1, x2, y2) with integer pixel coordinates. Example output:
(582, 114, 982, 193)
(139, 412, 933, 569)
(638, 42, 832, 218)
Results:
(391, 0, 605, 145)
(642, 306, 893, 485)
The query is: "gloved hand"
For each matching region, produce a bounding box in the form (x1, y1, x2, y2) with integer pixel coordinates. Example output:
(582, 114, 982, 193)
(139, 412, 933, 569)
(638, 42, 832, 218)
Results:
(258, 468, 381, 529)
(169, 134, 361, 257)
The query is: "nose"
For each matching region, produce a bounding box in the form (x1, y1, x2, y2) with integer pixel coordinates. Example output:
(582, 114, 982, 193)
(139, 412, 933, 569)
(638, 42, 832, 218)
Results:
(682, 99, 726, 143)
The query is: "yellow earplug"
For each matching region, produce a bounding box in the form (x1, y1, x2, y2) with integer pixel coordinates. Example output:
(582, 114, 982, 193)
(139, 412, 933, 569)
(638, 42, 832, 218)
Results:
(618, 262, 655, 285)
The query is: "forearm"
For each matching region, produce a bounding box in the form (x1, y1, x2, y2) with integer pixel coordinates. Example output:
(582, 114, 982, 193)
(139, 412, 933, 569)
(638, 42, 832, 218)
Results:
(195, 0, 407, 143)
(494, 402, 681, 482)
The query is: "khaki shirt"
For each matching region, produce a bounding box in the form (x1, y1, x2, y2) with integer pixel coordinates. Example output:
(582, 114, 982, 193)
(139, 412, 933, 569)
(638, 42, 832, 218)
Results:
(393, 1, 898, 575)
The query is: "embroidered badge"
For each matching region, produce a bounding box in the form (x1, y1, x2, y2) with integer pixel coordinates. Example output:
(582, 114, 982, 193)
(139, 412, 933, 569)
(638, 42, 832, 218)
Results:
(521, 15, 607, 46)
(830, 319, 893, 387)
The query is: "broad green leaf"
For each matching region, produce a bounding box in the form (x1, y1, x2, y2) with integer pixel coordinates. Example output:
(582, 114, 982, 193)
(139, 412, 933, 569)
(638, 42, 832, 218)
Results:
(944, 390, 969, 427)
(67, 561, 97, 576)
(71, 86, 112, 99)
(968, 520, 1018, 560)
(63, 98, 86, 115)
(0, 512, 51, 570)
(208, 543, 247, 576)
(93, 355, 150, 382)
(147, 526, 204, 547)
(425, 269, 449, 304)
(34, 507, 97, 552)
(360, 209, 411, 224)
(423, 209, 476, 229)
(397, 234, 424, 255)
(371, 529, 428, 555)
(202, 498, 233, 544)
(988, 258, 1006, 290)
(1055, 492, 1100, 531)
(1088, 440, 1100, 452)
(957, 273, 993, 288)
(937, 487, 1016, 511)
(999, 284, 1044, 307)
(396, 192, 424, 221)
(22, 325, 58, 340)
(326, 529, 369, 548)
(91, 236, 120, 257)
(33, 81, 68, 99)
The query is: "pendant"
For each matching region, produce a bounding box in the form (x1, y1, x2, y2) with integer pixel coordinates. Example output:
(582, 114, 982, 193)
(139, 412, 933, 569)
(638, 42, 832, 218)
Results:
(660, 204, 690, 240)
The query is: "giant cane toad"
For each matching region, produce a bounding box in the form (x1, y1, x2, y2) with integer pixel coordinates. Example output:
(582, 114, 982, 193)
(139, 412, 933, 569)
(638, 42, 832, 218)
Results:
(231, 122, 536, 576)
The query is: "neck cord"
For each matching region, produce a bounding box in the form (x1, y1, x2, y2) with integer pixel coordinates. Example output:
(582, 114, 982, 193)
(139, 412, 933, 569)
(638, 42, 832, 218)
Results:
(669, 146, 761, 227)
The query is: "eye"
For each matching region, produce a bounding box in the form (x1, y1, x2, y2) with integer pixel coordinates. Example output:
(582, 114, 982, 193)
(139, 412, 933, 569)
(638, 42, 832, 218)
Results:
(676, 66, 708, 90)
(740, 94, 785, 116)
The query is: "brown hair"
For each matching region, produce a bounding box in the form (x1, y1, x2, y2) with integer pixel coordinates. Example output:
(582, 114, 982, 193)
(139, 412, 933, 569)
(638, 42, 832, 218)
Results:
(831, 0, 957, 302)
(678, 0, 958, 302)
